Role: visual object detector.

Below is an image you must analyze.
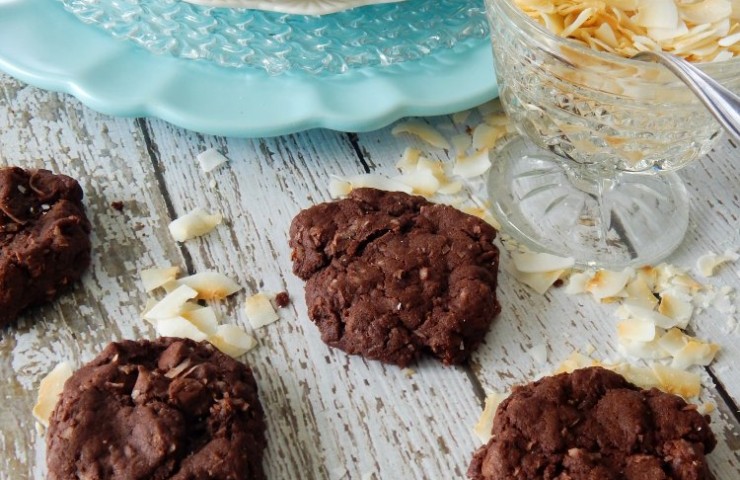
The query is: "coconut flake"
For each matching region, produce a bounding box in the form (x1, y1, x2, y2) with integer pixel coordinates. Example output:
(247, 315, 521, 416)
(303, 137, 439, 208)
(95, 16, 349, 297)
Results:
(616, 317, 657, 342)
(197, 148, 229, 173)
(473, 392, 507, 444)
(208, 324, 257, 358)
(345, 174, 413, 194)
(328, 176, 353, 198)
(671, 339, 720, 370)
(618, 301, 679, 329)
(154, 316, 210, 342)
(586, 269, 631, 301)
(143, 284, 199, 321)
(564, 271, 593, 294)
(623, 275, 659, 309)
(244, 293, 280, 329)
(651, 364, 701, 398)
(512, 251, 575, 273)
(178, 272, 241, 300)
(181, 306, 220, 336)
(391, 121, 450, 150)
(396, 148, 422, 174)
(169, 207, 223, 242)
(657, 291, 694, 329)
(452, 149, 492, 179)
(141, 266, 180, 292)
(511, 267, 566, 295)
(33, 362, 73, 427)
(696, 249, 739, 276)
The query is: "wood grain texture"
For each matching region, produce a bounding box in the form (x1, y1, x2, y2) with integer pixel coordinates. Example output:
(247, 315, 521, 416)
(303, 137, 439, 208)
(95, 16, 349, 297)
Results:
(0, 77, 184, 478)
(356, 111, 740, 476)
(0, 73, 738, 479)
(142, 118, 484, 479)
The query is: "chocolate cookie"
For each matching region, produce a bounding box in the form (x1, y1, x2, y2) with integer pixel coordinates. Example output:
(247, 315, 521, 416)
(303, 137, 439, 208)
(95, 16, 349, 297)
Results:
(289, 188, 500, 367)
(0, 166, 91, 327)
(468, 367, 717, 480)
(47, 338, 267, 480)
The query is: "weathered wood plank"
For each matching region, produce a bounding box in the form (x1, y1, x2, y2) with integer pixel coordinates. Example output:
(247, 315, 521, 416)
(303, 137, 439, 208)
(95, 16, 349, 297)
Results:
(1, 70, 738, 480)
(354, 112, 740, 475)
(0, 76, 184, 477)
(143, 118, 485, 479)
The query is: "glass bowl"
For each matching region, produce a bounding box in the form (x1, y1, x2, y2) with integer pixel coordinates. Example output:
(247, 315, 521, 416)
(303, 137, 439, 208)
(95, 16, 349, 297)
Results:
(484, 0, 740, 269)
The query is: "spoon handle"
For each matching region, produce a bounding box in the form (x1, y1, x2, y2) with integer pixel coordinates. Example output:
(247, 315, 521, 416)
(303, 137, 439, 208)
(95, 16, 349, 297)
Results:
(632, 51, 740, 144)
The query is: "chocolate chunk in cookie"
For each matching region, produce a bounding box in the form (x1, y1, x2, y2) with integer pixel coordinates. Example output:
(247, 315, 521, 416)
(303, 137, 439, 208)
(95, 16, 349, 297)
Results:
(289, 188, 500, 367)
(468, 367, 717, 480)
(0, 167, 91, 326)
(47, 338, 267, 480)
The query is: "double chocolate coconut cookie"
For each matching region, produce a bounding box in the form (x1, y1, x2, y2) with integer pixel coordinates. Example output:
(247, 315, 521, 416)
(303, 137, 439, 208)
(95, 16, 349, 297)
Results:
(468, 367, 717, 480)
(289, 188, 501, 367)
(47, 338, 267, 480)
(0, 166, 91, 326)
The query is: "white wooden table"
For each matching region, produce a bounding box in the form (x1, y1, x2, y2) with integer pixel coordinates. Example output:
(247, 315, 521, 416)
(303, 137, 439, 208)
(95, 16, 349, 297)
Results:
(1, 73, 738, 479)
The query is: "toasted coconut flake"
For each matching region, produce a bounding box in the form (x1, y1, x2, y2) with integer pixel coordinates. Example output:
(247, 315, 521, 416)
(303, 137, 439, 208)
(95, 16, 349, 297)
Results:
(178, 272, 241, 300)
(623, 275, 659, 309)
(680, 0, 732, 25)
(554, 351, 601, 374)
(452, 109, 472, 125)
(657, 291, 694, 329)
(473, 392, 507, 444)
(345, 174, 413, 194)
(453, 149, 492, 179)
(656, 328, 691, 356)
(396, 148, 421, 174)
(512, 251, 575, 273)
(564, 271, 593, 294)
(618, 337, 670, 360)
(618, 301, 678, 329)
(671, 339, 720, 369)
(169, 207, 222, 242)
(208, 324, 257, 358)
(140, 266, 180, 292)
(181, 306, 220, 336)
(651, 364, 701, 398)
(472, 123, 507, 152)
(451, 133, 472, 157)
(328, 176, 353, 198)
(154, 316, 209, 342)
(197, 148, 229, 173)
(437, 180, 463, 195)
(515, 0, 738, 62)
(244, 293, 280, 329)
(696, 249, 739, 276)
(511, 267, 566, 295)
(391, 121, 450, 150)
(143, 284, 199, 321)
(611, 363, 662, 390)
(633, 0, 680, 29)
(617, 317, 657, 342)
(33, 362, 73, 427)
(586, 269, 631, 300)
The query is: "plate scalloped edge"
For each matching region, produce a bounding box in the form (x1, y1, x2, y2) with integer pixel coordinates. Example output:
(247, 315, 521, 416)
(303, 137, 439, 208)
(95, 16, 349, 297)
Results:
(0, 0, 499, 138)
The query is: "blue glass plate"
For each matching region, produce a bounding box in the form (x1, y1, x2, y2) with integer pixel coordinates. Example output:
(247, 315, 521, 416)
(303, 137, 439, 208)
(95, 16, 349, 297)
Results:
(0, 0, 498, 137)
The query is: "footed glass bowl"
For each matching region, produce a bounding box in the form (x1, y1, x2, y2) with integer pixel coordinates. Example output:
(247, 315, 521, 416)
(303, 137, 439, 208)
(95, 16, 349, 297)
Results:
(484, 0, 740, 269)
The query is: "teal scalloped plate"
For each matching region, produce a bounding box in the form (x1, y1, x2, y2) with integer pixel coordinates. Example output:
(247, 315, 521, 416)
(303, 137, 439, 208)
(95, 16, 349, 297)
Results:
(0, 0, 498, 137)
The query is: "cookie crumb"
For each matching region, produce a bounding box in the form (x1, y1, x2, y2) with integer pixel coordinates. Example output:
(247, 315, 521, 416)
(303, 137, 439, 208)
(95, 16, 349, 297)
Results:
(275, 291, 290, 308)
(110, 201, 124, 211)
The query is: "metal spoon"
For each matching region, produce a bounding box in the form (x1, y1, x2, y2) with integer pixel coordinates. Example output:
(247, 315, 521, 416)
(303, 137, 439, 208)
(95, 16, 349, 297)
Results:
(632, 51, 740, 143)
